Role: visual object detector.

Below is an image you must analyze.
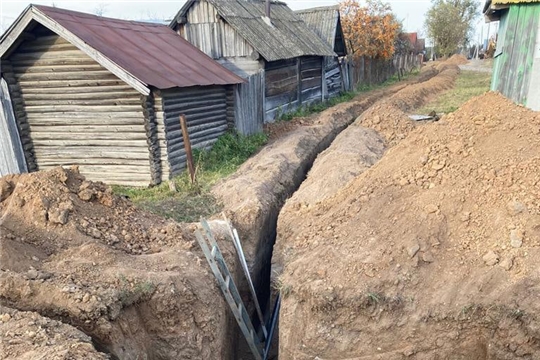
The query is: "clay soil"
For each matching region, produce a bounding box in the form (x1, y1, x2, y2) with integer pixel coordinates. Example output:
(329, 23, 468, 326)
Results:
(276, 91, 540, 359)
(0, 167, 234, 359)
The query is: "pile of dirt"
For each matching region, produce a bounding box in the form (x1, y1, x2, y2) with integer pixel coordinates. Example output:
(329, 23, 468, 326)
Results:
(0, 306, 108, 359)
(276, 92, 540, 359)
(357, 64, 460, 146)
(0, 167, 232, 359)
(212, 82, 419, 311)
(447, 54, 469, 65)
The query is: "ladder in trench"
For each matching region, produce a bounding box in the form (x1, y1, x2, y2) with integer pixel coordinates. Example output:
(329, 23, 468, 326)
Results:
(195, 218, 278, 360)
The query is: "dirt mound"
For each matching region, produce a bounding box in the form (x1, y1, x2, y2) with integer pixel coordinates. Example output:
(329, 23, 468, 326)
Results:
(0, 306, 108, 359)
(0, 167, 230, 359)
(447, 54, 469, 65)
(358, 64, 459, 146)
(277, 92, 540, 359)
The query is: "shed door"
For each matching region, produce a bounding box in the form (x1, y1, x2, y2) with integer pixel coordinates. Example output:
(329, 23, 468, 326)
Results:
(0, 78, 27, 176)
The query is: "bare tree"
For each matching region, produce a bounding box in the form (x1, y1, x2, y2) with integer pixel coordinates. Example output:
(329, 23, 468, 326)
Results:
(94, 3, 108, 17)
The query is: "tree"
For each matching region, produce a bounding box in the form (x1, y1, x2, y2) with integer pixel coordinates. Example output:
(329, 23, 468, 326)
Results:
(424, 0, 479, 57)
(340, 0, 401, 60)
(94, 3, 108, 17)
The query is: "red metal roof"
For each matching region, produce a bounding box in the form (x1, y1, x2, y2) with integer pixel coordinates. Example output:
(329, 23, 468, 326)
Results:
(33, 5, 244, 90)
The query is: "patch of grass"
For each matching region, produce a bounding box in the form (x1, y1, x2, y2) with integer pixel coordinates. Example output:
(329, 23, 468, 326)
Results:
(113, 132, 268, 222)
(277, 91, 356, 121)
(417, 70, 492, 114)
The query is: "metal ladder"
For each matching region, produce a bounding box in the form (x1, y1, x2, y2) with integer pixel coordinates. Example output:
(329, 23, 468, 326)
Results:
(195, 219, 265, 360)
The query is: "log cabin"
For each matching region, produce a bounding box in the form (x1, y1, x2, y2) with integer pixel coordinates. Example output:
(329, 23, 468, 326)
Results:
(0, 5, 244, 186)
(295, 6, 349, 98)
(169, 0, 336, 129)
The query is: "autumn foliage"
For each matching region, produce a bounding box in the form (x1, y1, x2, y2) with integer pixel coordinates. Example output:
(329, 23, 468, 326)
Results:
(340, 0, 400, 60)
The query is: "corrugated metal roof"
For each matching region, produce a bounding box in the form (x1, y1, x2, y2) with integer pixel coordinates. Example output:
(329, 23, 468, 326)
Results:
(493, 0, 540, 4)
(295, 6, 340, 50)
(3, 5, 243, 91)
(172, 0, 336, 62)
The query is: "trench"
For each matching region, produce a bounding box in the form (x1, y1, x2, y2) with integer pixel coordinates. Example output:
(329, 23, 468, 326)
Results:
(232, 65, 456, 359)
(232, 87, 406, 359)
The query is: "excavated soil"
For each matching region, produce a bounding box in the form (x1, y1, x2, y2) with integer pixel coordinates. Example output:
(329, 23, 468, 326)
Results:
(0, 167, 234, 360)
(0, 305, 108, 359)
(276, 92, 540, 359)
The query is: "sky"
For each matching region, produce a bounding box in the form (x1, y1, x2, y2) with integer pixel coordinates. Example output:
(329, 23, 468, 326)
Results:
(0, 0, 492, 40)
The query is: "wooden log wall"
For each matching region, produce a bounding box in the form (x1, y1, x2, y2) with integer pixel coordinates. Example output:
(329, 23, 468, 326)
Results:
(264, 58, 299, 120)
(152, 91, 171, 181)
(161, 86, 229, 176)
(1, 60, 37, 172)
(300, 56, 323, 106)
(142, 93, 162, 185)
(324, 57, 343, 98)
(6, 27, 153, 186)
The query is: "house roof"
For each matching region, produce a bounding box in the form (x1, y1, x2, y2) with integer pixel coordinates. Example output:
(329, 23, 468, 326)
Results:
(484, 0, 540, 20)
(294, 5, 347, 56)
(0, 5, 244, 95)
(171, 0, 336, 62)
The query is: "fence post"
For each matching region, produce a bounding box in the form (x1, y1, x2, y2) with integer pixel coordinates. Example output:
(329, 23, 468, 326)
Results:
(180, 114, 195, 184)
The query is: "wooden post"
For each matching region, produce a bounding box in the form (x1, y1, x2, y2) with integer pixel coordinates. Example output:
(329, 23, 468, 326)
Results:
(180, 114, 195, 183)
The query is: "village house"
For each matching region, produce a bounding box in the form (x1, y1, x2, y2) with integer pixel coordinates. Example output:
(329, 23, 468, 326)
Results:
(484, 0, 540, 110)
(0, 5, 244, 186)
(294, 5, 349, 98)
(169, 0, 336, 129)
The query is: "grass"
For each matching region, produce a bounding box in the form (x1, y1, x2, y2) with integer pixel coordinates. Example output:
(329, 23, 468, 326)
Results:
(113, 132, 268, 222)
(417, 70, 492, 114)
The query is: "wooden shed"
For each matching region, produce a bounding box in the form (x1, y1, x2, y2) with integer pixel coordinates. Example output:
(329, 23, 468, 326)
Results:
(484, 0, 540, 110)
(295, 6, 349, 98)
(170, 0, 336, 130)
(0, 5, 244, 186)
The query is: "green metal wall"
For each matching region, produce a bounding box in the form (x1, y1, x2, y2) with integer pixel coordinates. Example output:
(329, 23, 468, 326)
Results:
(491, 4, 540, 106)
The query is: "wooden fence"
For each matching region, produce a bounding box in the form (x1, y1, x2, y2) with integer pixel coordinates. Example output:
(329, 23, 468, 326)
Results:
(346, 53, 422, 90)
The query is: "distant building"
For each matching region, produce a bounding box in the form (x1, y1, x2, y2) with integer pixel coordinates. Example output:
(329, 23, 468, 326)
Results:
(170, 0, 336, 126)
(484, 0, 540, 110)
(405, 32, 426, 55)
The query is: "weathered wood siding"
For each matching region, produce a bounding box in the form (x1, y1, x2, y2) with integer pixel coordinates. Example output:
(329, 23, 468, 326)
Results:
(0, 78, 27, 176)
(179, 0, 256, 59)
(264, 56, 324, 121)
(300, 56, 323, 105)
(492, 4, 540, 109)
(265, 58, 299, 120)
(324, 57, 343, 98)
(5, 27, 152, 186)
(161, 86, 228, 176)
(235, 72, 264, 135)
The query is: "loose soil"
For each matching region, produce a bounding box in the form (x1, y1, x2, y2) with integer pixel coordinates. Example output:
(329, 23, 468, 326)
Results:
(0, 167, 234, 359)
(276, 92, 540, 359)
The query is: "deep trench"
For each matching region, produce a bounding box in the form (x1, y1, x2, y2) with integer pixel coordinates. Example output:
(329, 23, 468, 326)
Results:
(237, 113, 372, 359)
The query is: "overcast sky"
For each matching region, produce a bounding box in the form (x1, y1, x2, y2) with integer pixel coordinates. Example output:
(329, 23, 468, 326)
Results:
(0, 0, 490, 39)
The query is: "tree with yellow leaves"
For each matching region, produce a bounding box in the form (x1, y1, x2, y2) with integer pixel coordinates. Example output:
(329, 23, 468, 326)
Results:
(340, 0, 401, 60)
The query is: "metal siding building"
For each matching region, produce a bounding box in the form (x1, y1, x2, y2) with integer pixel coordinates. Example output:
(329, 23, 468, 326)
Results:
(0, 5, 243, 185)
(485, 0, 540, 110)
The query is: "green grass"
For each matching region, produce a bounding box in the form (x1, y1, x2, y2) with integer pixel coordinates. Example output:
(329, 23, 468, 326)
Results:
(417, 70, 492, 114)
(113, 132, 268, 222)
